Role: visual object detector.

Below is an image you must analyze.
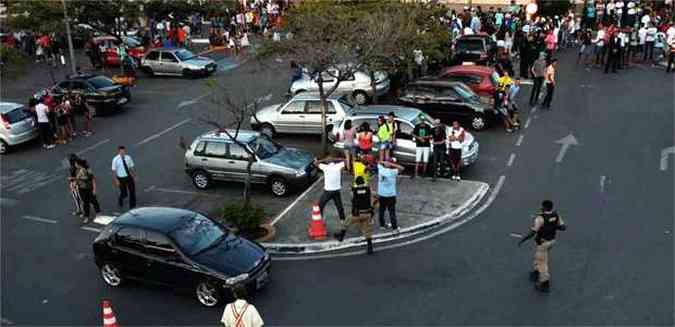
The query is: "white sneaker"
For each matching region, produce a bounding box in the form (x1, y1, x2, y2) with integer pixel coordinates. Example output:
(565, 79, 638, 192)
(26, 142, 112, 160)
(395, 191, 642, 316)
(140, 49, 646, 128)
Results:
(456, 176, 461, 181)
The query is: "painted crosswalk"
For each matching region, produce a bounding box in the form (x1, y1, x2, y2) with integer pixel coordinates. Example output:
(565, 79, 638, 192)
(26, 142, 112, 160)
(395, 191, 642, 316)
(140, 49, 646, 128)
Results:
(2, 169, 64, 195)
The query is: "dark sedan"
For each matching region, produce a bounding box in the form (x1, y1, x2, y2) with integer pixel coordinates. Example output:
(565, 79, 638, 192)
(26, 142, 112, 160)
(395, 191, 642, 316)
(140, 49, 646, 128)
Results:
(93, 207, 271, 307)
(35, 74, 130, 116)
(396, 79, 496, 131)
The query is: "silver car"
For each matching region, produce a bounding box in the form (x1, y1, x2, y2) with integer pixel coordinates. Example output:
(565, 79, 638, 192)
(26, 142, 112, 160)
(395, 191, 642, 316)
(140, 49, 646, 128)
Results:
(141, 48, 217, 77)
(332, 105, 479, 167)
(0, 102, 39, 154)
(290, 69, 390, 105)
(251, 92, 354, 137)
(184, 130, 317, 196)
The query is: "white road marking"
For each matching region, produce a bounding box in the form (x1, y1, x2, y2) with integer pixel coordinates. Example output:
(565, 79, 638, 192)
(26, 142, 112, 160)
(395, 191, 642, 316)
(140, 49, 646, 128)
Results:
(3, 169, 64, 194)
(177, 93, 211, 109)
(22, 215, 57, 224)
(93, 215, 116, 225)
(274, 175, 506, 261)
(135, 119, 192, 146)
(509, 233, 523, 238)
(271, 176, 324, 226)
(524, 117, 532, 129)
(600, 175, 607, 193)
(81, 226, 102, 233)
(660, 146, 674, 171)
(520, 80, 534, 85)
(554, 134, 580, 163)
(530, 106, 537, 114)
(77, 138, 111, 156)
(507, 153, 516, 167)
(515, 135, 524, 146)
(144, 185, 219, 197)
(0, 198, 18, 207)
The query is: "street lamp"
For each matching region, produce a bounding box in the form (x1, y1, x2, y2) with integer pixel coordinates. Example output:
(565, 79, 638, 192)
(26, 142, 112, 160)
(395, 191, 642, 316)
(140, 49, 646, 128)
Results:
(61, 0, 77, 75)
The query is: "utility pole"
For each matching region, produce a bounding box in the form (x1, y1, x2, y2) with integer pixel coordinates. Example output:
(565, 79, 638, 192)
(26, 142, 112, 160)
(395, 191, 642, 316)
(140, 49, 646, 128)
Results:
(61, 0, 77, 75)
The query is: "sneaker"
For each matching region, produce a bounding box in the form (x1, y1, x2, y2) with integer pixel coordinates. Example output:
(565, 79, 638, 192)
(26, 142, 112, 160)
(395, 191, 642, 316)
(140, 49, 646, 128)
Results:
(82, 217, 89, 224)
(392, 227, 400, 233)
(456, 176, 461, 181)
(72, 210, 81, 215)
(46, 144, 56, 149)
(506, 129, 514, 133)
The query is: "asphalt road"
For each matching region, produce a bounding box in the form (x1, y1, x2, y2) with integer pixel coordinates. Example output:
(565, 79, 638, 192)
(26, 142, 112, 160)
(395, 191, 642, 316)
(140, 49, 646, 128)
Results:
(1, 49, 673, 325)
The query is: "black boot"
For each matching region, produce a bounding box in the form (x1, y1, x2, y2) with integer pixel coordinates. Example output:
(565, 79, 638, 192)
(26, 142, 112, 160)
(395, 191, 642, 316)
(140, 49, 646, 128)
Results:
(529, 270, 539, 282)
(535, 280, 550, 293)
(333, 230, 346, 242)
(366, 238, 373, 255)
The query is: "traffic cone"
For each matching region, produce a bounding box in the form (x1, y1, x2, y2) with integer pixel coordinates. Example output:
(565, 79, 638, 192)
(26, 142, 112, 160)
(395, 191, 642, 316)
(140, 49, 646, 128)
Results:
(102, 300, 119, 327)
(307, 204, 327, 240)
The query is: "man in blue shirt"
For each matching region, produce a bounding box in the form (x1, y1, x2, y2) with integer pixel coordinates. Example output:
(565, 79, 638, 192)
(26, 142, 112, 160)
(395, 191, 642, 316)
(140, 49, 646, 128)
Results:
(377, 159, 405, 231)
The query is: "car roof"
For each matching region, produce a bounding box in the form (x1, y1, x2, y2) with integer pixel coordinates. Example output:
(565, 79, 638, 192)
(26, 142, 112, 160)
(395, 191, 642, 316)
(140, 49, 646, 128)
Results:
(0, 102, 24, 114)
(409, 79, 464, 88)
(148, 47, 185, 53)
(65, 73, 102, 81)
(292, 92, 345, 101)
(442, 65, 494, 75)
(114, 207, 197, 234)
(347, 105, 421, 121)
(198, 129, 259, 143)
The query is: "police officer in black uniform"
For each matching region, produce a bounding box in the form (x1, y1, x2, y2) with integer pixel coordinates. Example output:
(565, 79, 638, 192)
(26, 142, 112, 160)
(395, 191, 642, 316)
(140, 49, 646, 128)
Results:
(334, 176, 375, 255)
(518, 200, 567, 292)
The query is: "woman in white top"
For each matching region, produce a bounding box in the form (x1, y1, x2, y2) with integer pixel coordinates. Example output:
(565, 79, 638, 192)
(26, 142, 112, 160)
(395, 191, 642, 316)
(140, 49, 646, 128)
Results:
(448, 121, 465, 181)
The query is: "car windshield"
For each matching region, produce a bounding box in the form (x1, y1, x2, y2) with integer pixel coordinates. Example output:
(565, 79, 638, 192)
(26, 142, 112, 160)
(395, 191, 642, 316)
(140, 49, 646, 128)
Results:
(456, 39, 484, 52)
(88, 76, 114, 89)
(338, 97, 353, 111)
(249, 135, 281, 159)
(169, 214, 226, 256)
(454, 84, 477, 99)
(175, 49, 195, 61)
(2, 107, 30, 123)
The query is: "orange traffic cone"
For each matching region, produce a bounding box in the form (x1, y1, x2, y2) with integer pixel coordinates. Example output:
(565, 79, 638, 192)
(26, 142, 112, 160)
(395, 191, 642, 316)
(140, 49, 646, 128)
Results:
(308, 204, 327, 240)
(102, 300, 119, 327)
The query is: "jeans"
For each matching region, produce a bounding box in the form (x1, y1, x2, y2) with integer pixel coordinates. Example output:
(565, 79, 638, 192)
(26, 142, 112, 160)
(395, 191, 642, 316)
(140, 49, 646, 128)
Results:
(542, 83, 555, 108)
(378, 196, 397, 229)
(644, 41, 654, 61)
(318, 190, 345, 221)
(79, 187, 101, 217)
(530, 77, 544, 105)
(432, 144, 447, 179)
(117, 177, 136, 209)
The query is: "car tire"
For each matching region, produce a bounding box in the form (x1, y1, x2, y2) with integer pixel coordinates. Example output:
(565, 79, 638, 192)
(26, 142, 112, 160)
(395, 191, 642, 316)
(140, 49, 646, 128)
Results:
(260, 123, 276, 138)
(192, 170, 211, 190)
(352, 90, 369, 105)
(100, 262, 124, 287)
(195, 281, 221, 307)
(0, 141, 8, 155)
(182, 69, 194, 79)
(471, 114, 487, 131)
(269, 177, 289, 197)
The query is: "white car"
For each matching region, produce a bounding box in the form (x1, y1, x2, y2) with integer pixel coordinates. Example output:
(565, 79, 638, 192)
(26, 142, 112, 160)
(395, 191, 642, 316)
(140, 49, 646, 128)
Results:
(290, 69, 390, 105)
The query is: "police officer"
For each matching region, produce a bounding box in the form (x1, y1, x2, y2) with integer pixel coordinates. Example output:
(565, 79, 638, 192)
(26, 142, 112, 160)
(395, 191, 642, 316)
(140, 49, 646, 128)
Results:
(518, 200, 567, 293)
(334, 176, 375, 255)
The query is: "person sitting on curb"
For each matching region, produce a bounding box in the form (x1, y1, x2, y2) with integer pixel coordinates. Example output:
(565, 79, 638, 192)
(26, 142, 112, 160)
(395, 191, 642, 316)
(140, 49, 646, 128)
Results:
(334, 176, 375, 255)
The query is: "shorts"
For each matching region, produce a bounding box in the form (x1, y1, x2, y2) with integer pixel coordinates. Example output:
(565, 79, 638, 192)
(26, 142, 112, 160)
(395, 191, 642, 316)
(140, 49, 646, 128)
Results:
(379, 141, 392, 151)
(449, 148, 462, 164)
(415, 147, 430, 163)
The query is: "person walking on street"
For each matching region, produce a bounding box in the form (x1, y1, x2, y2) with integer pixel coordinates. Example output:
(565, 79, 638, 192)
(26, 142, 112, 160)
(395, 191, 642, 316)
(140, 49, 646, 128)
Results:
(112, 146, 137, 210)
(508, 77, 522, 129)
(377, 159, 404, 231)
(431, 119, 447, 181)
(67, 154, 83, 216)
(75, 159, 101, 224)
(448, 121, 465, 181)
(605, 32, 622, 73)
(644, 22, 657, 63)
(412, 115, 432, 179)
(529, 52, 546, 106)
(518, 200, 567, 293)
(541, 59, 557, 109)
(666, 22, 675, 73)
(334, 176, 375, 255)
(34, 98, 55, 149)
(315, 157, 346, 223)
(220, 286, 264, 327)
(376, 116, 393, 162)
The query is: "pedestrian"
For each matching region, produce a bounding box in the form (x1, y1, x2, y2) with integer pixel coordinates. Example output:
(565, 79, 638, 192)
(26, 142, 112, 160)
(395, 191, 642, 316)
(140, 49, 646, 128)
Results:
(377, 158, 404, 231)
(67, 154, 83, 216)
(518, 200, 567, 293)
(333, 176, 375, 255)
(341, 120, 354, 173)
(644, 22, 657, 62)
(529, 52, 546, 106)
(314, 157, 346, 223)
(508, 77, 522, 129)
(386, 112, 398, 153)
(34, 98, 55, 149)
(220, 286, 264, 327)
(497, 71, 515, 133)
(666, 23, 675, 73)
(112, 145, 137, 210)
(288, 61, 303, 95)
(376, 116, 392, 162)
(541, 58, 557, 109)
(593, 25, 607, 66)
(448, 121, 465, 181)
(431, 119, 447, 181)
(605, 32, 621, 73)
(75, 159, 101, 224)
(355, 122, 374, 155)
(412, 114, 432, 179)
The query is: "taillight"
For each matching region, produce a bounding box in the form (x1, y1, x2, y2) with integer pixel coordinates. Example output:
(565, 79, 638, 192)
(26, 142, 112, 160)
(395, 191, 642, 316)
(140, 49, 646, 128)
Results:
(0, 115, 11, 130)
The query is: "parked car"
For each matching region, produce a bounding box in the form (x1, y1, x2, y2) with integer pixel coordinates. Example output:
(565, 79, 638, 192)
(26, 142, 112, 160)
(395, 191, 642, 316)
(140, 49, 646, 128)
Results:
(451, 34, 497, 66)
(141, 48, 217, 77)
(92, 207, 271, 307)
(290, 69, 389, 105)
(332, 105, 479, 167)
(251, 92, 354, 137)
(395, 79, 496, 131)
(438, 65, 499, 107)
(91, 36, 146, 67)
(34, 73, 130, 116)
(184, 130, 317, 196)
(0, 102, 38, 154)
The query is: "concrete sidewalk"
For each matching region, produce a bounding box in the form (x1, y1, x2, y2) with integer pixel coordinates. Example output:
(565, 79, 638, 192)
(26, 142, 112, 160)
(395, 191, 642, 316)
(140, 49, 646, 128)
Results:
(262, 174, 489, 255)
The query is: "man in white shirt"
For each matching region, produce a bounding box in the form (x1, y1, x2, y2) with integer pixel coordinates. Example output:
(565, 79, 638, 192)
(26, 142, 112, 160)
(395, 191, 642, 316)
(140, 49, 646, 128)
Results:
(644, 22, 657, 62)
(315, 158, 346, 222)
(666, 22, 675, 72)
(221, 286, 264, 327)
(112, 145, 136, 210)
(34, 99, 55, 149)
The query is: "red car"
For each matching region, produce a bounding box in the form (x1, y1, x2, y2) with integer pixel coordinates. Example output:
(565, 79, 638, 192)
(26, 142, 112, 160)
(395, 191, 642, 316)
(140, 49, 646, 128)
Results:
(438, 65, 500, 107)
(91, 36, 146, 67)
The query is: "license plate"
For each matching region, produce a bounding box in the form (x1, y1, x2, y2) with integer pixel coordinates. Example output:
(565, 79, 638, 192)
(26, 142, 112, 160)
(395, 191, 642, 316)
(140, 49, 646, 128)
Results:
(256, 270, 269, 289)
(117, 98, 127, 105)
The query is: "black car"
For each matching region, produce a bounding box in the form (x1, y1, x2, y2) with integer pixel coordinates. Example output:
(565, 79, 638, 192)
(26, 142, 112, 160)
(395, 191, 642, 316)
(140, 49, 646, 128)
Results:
(35, 74, 130, 116)
(451, 34, 497, 66)
(92, 207, 271, 307)
(396, 79, 496, 131)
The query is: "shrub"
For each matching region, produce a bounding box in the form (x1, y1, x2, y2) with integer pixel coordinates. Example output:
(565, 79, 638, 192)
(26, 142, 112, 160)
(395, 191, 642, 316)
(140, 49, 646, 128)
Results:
(219, 203, 265, 233)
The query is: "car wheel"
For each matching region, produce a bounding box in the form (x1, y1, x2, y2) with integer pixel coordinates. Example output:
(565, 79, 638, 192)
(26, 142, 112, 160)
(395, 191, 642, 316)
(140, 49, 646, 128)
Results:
(0, 141, 8, 155)
(195, 281, 220, 307)
(260, 123, 275, 138)
(471, 114, 486, 131)
(182, 69, 194, 79)
(100, 263, 123, 287)
(352, 91, 369, 105)
(192, 170, 210, 190)
(270, 177, 288, 197)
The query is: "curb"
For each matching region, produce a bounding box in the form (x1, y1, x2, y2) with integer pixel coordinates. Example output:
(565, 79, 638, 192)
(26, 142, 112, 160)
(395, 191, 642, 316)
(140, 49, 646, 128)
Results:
(261, 182, 490, 256)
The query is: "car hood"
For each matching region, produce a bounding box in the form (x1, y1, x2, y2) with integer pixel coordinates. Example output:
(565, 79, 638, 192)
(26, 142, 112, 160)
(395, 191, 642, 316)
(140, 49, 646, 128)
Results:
(184, 56, 215, 65)
(98, 85, 123, 93)
(263, 148, 314, 170)
(192, 234, 265, 276)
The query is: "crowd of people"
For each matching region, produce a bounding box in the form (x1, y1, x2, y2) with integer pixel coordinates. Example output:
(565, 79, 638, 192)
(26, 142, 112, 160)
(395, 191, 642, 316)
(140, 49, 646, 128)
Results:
(30, 92, 96, 150)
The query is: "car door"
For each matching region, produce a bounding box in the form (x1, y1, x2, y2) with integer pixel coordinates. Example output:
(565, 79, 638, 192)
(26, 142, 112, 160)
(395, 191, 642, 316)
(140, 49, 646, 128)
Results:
(110, 227, 150, 280)
(223, 142, 254, 183)
(159, 51, 181, 75)
(144, 50, 161, 72)
(393, 120, 416, 163)
(275, 100, 306, 133)
(305, 100, 336, 134)
(142, 231, 200, 290)
(196, 141, 230, 181)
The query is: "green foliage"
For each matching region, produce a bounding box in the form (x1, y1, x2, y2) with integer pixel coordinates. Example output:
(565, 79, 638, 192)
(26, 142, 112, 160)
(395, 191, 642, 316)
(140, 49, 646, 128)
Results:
(6, 0, 63, 32)
(0, 46, 28, 77)
(220, 203, 266, 233)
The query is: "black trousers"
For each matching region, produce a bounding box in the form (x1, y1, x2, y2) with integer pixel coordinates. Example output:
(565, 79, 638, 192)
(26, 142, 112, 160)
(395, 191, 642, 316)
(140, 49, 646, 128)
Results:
(530, 77, 544, 105)
(319, 190, 345, 221)
(378, 196, 397, 229)
(117, 177, 136, 209)
(644, 41, 654, 61)
(667, 51, 675, 73)
(542, 83, 555, 108)
(79, 188, 101, 217)
(605, 54, 619, 73)
(432, 144, 447, 178)
(38, 122, 52, 145)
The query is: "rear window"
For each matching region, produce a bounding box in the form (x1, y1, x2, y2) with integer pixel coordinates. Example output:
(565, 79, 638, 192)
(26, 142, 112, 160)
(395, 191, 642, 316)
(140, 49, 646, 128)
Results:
(2, 107, 31, 123)
(88, 76, 114, 89)
(456, 39, 484, 52)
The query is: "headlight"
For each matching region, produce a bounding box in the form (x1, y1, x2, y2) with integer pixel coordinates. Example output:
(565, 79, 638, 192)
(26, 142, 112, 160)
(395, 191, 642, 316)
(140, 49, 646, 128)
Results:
(225, 273, 249, 285)
(295, 169, 306, 177)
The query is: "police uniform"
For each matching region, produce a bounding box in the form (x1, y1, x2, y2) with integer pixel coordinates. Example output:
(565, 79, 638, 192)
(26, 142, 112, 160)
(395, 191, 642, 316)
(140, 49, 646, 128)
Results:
(334, 183, 375, 254)
(530, 211, 566, 291)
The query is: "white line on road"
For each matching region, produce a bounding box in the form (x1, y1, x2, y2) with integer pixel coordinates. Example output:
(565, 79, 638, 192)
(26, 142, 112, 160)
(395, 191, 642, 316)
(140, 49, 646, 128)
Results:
(509, 233, 523, 238)
(515, 135, 524, 146)
(274, 175, 506, 261)
(177, 93, 211, 109)
(507, 153, 516, 167)
(93, 215, 116, 225)
(0, 198, 18, 207)
(144, 185, 219, 197)
(524, 117, 532, 129)
(600, 175, 607, 193)
(530, 106, 537, 114)
(521, 80, 533, 85)
(660, 146, 674, 171)
(77, 138, 111, 156)
(135, 119, 191, 146)
(271, 176, 324, 226)
(22, 215, 57, 224)
(81, 226, 102, 233)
